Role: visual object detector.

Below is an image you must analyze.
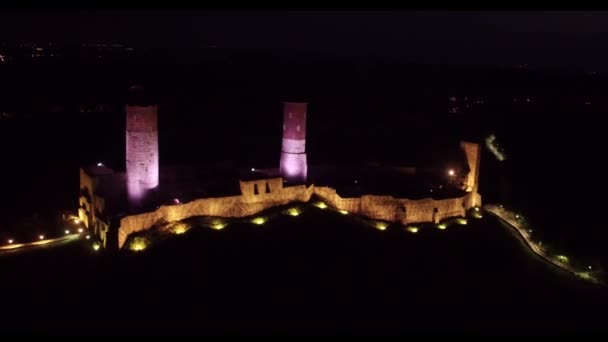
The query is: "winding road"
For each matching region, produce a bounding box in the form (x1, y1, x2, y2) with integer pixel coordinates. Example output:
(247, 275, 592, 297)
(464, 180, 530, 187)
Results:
(485, 204, 602, 285)
(0, 234, 82, 254)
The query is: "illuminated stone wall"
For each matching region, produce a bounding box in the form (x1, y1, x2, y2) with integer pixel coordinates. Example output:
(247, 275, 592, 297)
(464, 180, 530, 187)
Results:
(118, 183, 314, 248)
(79, 168, 111, 247)
(313, 187, 362, 213)
(313, 186, 479, 225)
(126, 105, 159, 207)
(239, 178, 284, 197)
(117, 182, 481, 248)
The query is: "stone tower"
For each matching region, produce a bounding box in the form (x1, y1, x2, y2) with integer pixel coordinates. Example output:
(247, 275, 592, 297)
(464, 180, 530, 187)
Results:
(460, 141, 481, 193)
(126, 88, 159, 208)
(280, 102, 308, 183)
(460, 141, 482, 207)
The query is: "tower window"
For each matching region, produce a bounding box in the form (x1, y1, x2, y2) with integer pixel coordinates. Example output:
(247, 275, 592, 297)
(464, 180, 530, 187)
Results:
(296, 125, 300, 132)
(254, 184, 259, 195)
(265, 182, 271, 193)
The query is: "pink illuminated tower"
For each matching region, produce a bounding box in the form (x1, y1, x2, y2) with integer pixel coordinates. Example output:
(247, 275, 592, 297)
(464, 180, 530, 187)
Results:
(126, 103, 159, 208)
(280, 102, 308, 183)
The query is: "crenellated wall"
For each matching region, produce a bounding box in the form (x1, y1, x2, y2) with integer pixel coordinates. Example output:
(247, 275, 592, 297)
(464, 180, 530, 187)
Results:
(313, 186, 480, 225)
(118, 183, 314, 248)
(117, 182, 481, 249)
(115, 140, 483, 249)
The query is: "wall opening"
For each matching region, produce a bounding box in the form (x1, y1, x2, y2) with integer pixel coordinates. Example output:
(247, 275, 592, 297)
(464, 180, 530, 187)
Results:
(254, 184, 259, 195)
(265, 182, 271, 194)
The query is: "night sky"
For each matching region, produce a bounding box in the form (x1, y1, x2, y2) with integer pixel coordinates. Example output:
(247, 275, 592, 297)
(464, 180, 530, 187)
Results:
(3, 11, 608, 71)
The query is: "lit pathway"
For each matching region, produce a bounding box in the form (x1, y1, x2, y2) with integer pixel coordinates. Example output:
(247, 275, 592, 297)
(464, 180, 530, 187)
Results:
(0, 234, 82, 254)
(485, 204, 603, 285)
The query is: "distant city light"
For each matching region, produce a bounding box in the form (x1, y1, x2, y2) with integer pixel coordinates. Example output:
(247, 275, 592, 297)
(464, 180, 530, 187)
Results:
(78, 228, 83, 233)
(251, 168, 255, 172)
(457, 218, 468, 225)
(7, 239, 13, 244)
(92, 243, 100, 251)
(437, 224, 447, 230)
(64, 230, 70, 235)
(406, 227, 419, 234)
(173, 198, 181, 205)
(474, 207, 480, 211)
(73, 219, 80, 224)
(588, 266, 593, 270)
(97, 162, 103, 167)
(39, 235, 44, 240)
(85, 235, 90, 240)
(339, 210, 349, 215)
(448, 169, 455, 176)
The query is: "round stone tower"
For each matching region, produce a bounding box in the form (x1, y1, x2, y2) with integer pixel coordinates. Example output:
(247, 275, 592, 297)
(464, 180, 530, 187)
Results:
(280, 102, 308, 183)
(126, 86, 159, 208)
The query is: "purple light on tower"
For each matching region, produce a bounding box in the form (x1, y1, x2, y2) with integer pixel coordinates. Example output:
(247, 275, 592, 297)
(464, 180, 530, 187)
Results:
(126, 104, 159, 207)
(280, 102, 308, 183)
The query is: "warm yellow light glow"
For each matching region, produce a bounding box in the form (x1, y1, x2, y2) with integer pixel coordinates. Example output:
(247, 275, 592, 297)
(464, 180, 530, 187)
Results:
(556, 255, 569, 263)
(64, 230, 70, 235)
(210, 220, 227, 230)
(287, 208, 301, 216)
(406, 226, 419, 233)
(339, 210, 349, 215)
(7, 239, 13, 244)
(74, 219, 80, 224)
(85, 235, 90, 240)
(437, 224, 447, 230)
(171, 223, 191, 234)
(130, 237, 148, 252)
(251, 217, 266, 225)
(448, 169, 455, 176)
(314, 202, 328, 209)
(457, 218, 468, 225)
(474, 207, 480, 212)
(39, 235, 45, 240)
(375, 222, 388, 231)
(92, 243, 100, 251)
(472, 211, 483, 219)
(577, 272, 593, 280)
(78, 228, 83, 233)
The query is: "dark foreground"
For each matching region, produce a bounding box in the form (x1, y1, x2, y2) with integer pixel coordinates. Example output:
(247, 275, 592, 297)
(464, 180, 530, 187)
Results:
(0, 208, 606, 332)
